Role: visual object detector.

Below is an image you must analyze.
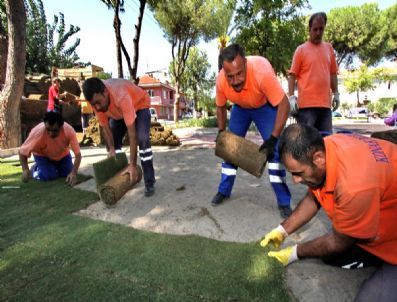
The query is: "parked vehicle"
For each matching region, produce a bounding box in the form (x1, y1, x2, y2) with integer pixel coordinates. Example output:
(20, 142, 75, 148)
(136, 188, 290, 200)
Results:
(332, 111, 342, 118)
(149, 107, 158, 122)
(348, 108, 369, 119)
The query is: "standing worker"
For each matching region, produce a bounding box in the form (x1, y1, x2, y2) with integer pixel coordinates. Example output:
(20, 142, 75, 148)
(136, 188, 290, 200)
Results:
(83, 77, 155, 197)
(47, 78, 67, 113)
(262, 123, 397, 301)
(211, 43, 292, 218)
(288, 12, 339, 135)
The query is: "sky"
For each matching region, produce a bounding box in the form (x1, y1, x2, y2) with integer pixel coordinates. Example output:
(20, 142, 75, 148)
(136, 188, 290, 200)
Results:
(40, 0, 396, 78)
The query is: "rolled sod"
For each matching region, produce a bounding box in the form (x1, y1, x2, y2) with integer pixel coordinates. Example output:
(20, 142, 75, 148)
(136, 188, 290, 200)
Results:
(371, 129, 397, 145)
(93, 153, 128, 188)
(215, 130, 267, 178)
(99, 165, 143, 206)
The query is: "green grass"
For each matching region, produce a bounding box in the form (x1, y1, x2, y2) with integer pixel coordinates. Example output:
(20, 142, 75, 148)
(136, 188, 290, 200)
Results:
(0, 163, 292, 302)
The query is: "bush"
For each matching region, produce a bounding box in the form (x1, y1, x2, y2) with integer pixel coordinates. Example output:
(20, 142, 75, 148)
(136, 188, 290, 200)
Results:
(373, 97, 397, 116)
(175, 117, 218, 128)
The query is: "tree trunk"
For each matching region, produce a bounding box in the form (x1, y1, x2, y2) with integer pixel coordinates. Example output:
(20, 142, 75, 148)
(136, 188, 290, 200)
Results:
(131, 0, 146, 83)
(0, 0, 26, 149)
(356, 90, 360, 107)
(113, 0, 123, 78)
(0, 21, 7, 87)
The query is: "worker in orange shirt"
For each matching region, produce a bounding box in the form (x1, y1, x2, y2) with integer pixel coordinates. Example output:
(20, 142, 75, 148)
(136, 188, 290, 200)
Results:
(76, 76, 93, 134)
(47, 78, 67, 113)
(82, 77, 155, 197)
(288, 12, 339, 136)
(19, 111, 81, 186)
(261, 123, 397, 301)
(212, 43, 292, 218)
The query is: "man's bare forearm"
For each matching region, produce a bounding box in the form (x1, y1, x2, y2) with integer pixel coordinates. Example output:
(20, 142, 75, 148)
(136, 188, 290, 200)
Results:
(272, 96, 289, 137)
(282, 190, 320, 235)
(216, 106, 227, 131)
(287, 74, 296, 97)
(19, 152, 29, 172)
(71, 152, 81, 175)
(297, 231, 356, 259)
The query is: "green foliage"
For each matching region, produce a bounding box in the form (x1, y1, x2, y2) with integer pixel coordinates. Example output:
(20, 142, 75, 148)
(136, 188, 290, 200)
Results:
(370, 97, 397, 116)
(96, 71, 113, 80)
(25, 0, 81, 74)
(384, 4, 397, 60)
(171, 47, 215, 113)
(233, 0, 308, 76)
(175, 117, 218, 128)
(326, 4, 387, 67)
(0, 163, 291, 301)
(0, 0, 6, 34)
(344, 65, 378, 104)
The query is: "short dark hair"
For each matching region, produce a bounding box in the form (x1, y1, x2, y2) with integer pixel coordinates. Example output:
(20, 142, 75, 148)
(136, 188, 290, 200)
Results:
(43, 111, 64, 127)
(309, 12, 327, 28)
(52, 78, 61, 84)
(219, 43, 246, 67)
(278, 124, 325, 165)
(82, 77, 106, 101)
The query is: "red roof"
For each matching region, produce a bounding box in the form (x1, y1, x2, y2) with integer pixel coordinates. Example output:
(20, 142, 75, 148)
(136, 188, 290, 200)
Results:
(138, 74, 161, 85)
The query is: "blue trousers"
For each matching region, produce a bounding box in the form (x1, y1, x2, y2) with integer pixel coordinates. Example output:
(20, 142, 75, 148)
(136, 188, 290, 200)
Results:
(109, 108, 155, 187)
(217, 104, 291, 206)
(32, 153, 73, 181)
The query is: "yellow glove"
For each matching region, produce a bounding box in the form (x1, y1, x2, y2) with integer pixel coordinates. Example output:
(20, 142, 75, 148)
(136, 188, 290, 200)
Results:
(268, 245, 298, 266)
(260, 225, 288, 248)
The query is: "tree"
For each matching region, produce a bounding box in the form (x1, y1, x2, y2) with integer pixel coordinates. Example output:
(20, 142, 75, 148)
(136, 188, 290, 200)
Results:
(151, 0, 229, 122)
(233, 0, 308, 76)
(0, 0, 8, 86)
(344, 65, 377, 106)
(101, 0, 127, 78)
(384, 4, 397, 60)
(25, 0, 81, 74)
(326, 4, 386, 67)
(172, 47, 215, 116)
(0, 0, 26, 148)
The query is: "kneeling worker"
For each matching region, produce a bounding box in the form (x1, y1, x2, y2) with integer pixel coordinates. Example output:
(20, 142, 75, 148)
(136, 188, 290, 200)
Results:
(262, 123, 397, 301)
(19, 111, 81, 186)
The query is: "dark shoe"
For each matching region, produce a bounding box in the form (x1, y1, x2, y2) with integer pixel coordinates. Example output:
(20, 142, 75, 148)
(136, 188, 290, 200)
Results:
(211, 192, 228, 206)
(278, 205, 292, 219)
(144, 185, 155, 197)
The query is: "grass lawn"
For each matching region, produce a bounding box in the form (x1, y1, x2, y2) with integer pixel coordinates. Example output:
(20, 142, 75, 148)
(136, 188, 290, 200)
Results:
(0, 162, 292, 301)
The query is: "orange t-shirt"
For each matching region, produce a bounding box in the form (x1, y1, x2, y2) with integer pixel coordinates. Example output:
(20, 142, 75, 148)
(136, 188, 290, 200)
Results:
(19, 122, 80, 161)
(310, 133, 397, 264)
(289, 42, 338, 109)
(95, 79, 150, 127)
(216, 56, 285, 109)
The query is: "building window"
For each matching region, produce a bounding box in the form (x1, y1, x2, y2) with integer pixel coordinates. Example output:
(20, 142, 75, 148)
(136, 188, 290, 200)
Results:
(163, 90, 167, 99)
(148, 89, 154, 97)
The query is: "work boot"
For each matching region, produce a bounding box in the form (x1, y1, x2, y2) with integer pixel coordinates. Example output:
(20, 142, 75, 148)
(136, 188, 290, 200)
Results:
(278, 205, 292, 219)
(211, 192, 228, 206)
(144, 185, 155, 197)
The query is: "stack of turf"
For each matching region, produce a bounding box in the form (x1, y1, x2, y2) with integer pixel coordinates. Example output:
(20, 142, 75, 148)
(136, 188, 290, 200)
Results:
(150, 121, 180, 146)
(80, 117, 103, 146)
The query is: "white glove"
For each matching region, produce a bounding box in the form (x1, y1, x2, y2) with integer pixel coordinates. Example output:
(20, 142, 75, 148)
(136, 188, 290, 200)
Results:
(288, 95, 298, 115)
(332, 92, 340, 112)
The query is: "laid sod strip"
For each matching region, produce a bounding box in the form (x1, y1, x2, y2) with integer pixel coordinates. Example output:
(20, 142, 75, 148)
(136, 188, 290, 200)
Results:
(0, 164, 292, 302)
(93, 152, 128, 188)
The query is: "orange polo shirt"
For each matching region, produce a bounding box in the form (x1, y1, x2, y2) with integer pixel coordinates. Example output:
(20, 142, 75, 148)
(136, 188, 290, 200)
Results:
(19, 122, 80, 161)
(216, 56, 285, 109)
(95, 79, 150, 127)
(289, 41, 338, 109)
(310, 133, 397, 264)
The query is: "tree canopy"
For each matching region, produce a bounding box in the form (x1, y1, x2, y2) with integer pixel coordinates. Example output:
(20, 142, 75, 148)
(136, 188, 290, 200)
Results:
(326, 3, 397, 67)
(233, 0, 309, 76)
(25, 0, 82, 74)
(151, 0, 230, 121)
